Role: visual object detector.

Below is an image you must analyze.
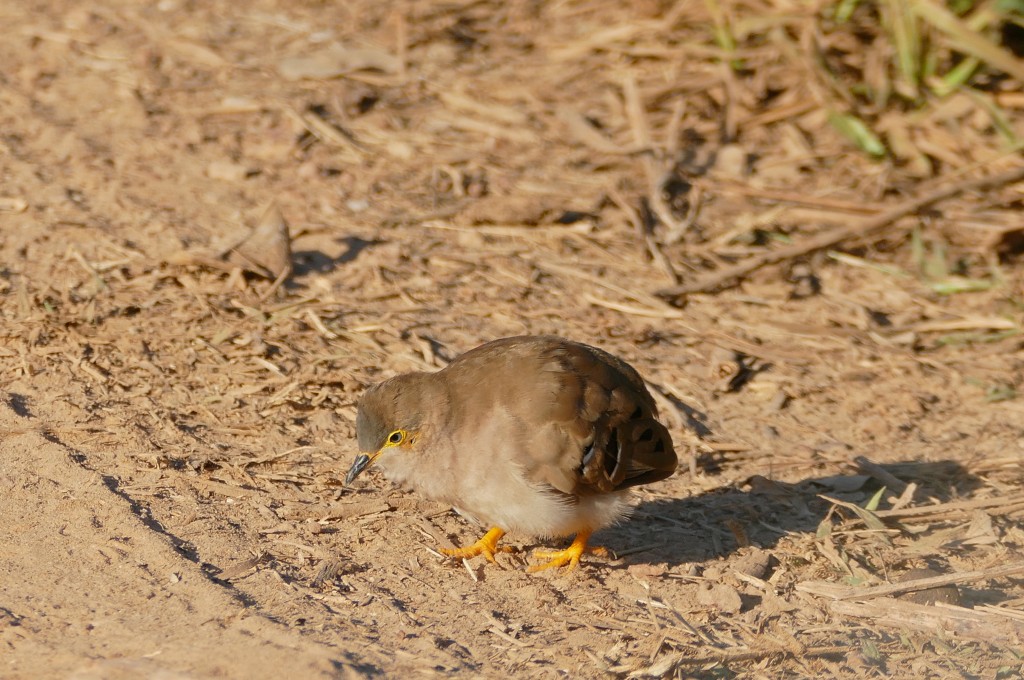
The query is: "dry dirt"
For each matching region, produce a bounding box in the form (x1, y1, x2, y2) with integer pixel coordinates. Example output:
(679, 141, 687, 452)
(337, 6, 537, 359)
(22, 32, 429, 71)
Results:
(2, 1, 1024, 678)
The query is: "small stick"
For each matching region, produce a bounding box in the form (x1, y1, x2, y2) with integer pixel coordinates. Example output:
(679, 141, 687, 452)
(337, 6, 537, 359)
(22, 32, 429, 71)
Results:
(462, 558, 479, 582)
(657, 166, 1024, 297)
(853, 455, 909, 494)
(704, 182, 878, 214)
(670, 644, 848, 666)
(874, 493, 1024, 519)
(798, 561, 1024, 600)
(829, 599, 1024, 646)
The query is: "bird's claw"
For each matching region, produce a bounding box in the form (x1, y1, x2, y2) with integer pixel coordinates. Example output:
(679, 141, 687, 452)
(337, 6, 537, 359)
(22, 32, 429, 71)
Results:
(528, 532, 604, 573)
(440, 527, 511, 564)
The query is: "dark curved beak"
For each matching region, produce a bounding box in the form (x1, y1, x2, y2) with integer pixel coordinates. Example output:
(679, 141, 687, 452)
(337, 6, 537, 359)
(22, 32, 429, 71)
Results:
(344, 452, 378, 485)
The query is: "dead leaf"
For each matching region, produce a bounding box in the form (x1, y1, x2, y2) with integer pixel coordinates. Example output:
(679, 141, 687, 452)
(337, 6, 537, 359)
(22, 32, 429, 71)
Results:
(278, 42, 400, 80)
(224, 204, 293, 279)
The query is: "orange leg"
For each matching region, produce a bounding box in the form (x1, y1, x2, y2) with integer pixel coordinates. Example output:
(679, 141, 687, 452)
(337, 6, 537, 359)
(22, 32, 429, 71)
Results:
(441, 527, 512, 564)
(528, 531, 608, 573)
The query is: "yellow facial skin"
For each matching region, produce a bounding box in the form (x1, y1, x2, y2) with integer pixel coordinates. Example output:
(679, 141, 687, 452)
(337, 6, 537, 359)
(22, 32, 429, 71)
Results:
(344, 429, 410, 485)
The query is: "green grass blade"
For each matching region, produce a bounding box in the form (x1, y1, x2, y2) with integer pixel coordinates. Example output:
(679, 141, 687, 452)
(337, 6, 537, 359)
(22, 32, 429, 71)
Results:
(828, 112, 887, 156)
(913, 0, 1024, 82)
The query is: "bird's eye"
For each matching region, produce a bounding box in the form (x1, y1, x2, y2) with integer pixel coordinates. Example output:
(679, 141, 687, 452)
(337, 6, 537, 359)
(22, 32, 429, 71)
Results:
(387, 430, 405, 445)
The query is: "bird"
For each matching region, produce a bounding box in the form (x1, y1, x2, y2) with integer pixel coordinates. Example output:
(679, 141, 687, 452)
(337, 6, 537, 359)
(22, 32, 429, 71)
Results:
(345, 335, 677, 572)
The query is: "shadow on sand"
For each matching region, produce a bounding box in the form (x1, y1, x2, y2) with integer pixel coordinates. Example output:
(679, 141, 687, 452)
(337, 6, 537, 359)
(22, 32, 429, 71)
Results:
(601, 459, 983, 567)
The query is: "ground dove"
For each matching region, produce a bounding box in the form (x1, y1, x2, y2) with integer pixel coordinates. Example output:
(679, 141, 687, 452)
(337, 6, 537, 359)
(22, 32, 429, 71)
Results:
(346, 335, 677, 571)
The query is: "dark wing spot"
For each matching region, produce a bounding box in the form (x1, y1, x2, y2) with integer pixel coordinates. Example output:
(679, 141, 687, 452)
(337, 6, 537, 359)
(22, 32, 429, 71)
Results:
(604, 430, 620, 477)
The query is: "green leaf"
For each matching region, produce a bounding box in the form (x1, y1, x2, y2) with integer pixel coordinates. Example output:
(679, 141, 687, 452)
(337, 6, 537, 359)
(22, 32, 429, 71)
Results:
(913, 0, 1024, 82)
(995, 0, 1024, 14)
(828, 251, 912, 279)
(816, 517, 834, 539)
(930, 56, 979, 96)
(835, 0, 863, 22)
(885, 0, 922, 96)
(937, 329, 1020, 346)
(865, 486, 887, 512)
(986, 383, 1017, 402)
(929, 276, 997, 294)
(862, 639, 884, 662)
(828, 112, 887, 156)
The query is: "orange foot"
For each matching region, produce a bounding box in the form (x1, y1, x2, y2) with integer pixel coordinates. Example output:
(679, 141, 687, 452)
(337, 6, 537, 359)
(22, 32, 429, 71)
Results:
(441, 527, 513, 564)
(528, 531, 608, 573)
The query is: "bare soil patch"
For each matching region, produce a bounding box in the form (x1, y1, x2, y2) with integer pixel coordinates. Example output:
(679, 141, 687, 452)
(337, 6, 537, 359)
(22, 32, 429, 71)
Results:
(2, 1, 1023, 677)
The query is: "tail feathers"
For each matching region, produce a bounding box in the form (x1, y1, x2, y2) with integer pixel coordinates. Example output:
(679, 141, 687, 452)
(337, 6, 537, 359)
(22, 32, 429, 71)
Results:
(578, 418, 677, 493)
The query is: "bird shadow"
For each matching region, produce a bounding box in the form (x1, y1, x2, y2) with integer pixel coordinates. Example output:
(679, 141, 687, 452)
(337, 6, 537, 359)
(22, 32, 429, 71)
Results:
(290, 235, 378, 277)
(601, 458, 983, 568)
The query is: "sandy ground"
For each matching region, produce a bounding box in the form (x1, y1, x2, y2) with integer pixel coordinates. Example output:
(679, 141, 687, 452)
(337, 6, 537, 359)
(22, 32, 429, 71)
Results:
(2, 1, 1023, 678)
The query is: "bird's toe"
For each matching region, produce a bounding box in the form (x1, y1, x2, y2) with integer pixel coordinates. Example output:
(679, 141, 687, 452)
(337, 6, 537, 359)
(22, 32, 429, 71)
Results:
(440, 527, 510, 564)
(528, 531, 602, 573)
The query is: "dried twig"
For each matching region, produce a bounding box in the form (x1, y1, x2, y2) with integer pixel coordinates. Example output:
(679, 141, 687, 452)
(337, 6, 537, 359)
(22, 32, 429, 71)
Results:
(828, 598, 1024, 646)
(853, 456, 910, 495)
(658, 644, 847, 669)
(875, 494, 1024, 519)
(657, 167, 1024, 297)
(797, 561, 1024, 600)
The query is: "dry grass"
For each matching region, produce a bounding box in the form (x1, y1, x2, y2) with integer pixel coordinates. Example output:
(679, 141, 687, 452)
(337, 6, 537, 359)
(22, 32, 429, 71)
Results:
(1, 0, 1023, 677)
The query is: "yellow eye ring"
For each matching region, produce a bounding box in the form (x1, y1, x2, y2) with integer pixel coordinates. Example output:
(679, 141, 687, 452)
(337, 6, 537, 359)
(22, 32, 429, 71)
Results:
(386, 429, 406, 446)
